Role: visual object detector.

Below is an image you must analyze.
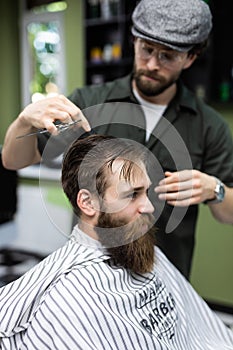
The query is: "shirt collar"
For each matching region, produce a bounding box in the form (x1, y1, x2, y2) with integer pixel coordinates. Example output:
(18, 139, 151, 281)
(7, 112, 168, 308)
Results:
(173, 80, 199, 114)
(105, 75, 198, 116)
(104, 74, 137, 103)
(71, 224, 105, 251)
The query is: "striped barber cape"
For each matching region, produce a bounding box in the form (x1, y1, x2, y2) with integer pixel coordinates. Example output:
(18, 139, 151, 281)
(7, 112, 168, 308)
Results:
(0, 225, 233, 349)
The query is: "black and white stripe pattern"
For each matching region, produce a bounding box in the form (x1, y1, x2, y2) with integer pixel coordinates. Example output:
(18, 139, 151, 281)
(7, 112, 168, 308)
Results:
(1, 226, 233, 349)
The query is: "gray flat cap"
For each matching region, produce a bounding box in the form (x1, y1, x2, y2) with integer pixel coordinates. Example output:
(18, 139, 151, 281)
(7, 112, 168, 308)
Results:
(131, 0, 212, 52)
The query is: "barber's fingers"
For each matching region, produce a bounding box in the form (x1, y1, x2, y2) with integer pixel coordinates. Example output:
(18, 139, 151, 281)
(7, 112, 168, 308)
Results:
(46, 95, 91, 132)
(155, 170, 195, 193)
(160, 170, 196, 184)
(154, 169, 215, 205)
(156, 187, 202, 202)
(72, 110, 91, 132)
(23, 95, 91, 134)
(43, 110, 91, 135)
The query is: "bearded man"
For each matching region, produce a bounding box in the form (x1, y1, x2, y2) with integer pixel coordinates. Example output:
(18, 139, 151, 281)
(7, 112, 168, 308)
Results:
(3, 0, 233, 281)
(1, 135, 233, 350)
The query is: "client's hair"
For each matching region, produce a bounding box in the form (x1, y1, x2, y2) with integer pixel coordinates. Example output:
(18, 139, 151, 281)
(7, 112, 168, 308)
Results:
(61, 135, 148, 217)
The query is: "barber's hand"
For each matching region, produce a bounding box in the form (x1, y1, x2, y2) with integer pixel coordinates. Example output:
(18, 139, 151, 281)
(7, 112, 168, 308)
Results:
(154, 170, 216, 206)
(18, 95, 91, 135)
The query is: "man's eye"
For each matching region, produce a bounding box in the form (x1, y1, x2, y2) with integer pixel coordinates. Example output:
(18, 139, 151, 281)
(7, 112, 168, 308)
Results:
(160, 52, 175, 61)
(127, 192, 138, 200)
(142, 46, 153, 55)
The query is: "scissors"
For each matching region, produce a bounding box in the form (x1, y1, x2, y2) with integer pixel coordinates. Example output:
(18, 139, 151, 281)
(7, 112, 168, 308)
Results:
(16, 119, 82, 139)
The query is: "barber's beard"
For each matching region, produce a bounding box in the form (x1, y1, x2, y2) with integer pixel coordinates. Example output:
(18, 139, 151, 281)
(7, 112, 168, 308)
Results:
(96, 213, 156, 274)
(133, 65, 179, 97)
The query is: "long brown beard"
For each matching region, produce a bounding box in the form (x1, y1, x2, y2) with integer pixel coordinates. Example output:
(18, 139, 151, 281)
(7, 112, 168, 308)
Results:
(96, 213, 156, 274)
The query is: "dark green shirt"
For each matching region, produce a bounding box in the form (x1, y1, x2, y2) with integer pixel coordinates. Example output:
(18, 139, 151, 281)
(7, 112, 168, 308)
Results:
(38, 74, 233, 278)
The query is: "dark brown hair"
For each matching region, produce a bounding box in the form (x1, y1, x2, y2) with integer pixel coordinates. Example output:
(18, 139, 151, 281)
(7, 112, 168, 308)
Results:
(188, 39, 209, 57)
(61, 135, 147, 217)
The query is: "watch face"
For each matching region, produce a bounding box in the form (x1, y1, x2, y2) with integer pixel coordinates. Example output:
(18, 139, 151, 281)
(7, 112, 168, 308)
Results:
(219, 184, 225, 199)
(216, 181, 225, 201)
(206, 178, 225, 204)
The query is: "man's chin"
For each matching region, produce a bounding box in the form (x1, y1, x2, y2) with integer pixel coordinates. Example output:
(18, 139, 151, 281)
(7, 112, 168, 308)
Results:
(95, 212, 156, 273)
(136, 80, 164, 97)
(107, 229, 156, 274)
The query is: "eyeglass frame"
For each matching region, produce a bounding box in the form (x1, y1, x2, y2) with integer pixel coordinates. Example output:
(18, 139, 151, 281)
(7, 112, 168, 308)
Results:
(134, 38, 188, 69)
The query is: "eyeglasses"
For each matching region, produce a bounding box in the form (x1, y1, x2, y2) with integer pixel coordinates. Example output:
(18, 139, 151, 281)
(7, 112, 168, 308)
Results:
(135, 39, 185, 69)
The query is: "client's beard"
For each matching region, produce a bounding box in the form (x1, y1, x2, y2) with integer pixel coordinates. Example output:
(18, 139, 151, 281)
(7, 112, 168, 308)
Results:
(96, 213, 156, 274)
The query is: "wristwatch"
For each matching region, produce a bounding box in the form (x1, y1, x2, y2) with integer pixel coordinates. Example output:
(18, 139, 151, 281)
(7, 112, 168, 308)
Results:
(206, 177, 225, 204)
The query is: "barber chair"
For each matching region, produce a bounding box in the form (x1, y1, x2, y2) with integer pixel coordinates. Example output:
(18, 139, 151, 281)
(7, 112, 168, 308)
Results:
(0, 149, 45, 286)
(0, 248, 45, 287)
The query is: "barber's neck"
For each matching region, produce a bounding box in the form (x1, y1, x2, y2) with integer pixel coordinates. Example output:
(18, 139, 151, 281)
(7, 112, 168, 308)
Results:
(132, 79, 177, 105)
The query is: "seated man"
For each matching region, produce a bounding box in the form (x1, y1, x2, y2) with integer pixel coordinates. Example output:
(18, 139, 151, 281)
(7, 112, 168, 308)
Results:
(0, 135, 232, 349)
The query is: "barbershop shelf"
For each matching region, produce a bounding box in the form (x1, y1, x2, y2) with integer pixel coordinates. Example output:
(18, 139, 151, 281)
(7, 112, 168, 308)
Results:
(86, 57, 132, 68)
(85, 15, 130, 27)
(84, 0, 137, 84)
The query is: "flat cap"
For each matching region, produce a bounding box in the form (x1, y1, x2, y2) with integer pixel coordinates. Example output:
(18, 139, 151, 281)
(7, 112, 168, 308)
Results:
(131, 0, 212, 52)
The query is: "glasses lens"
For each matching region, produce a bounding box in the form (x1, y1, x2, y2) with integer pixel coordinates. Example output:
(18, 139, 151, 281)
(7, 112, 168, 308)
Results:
(137, 40, 183, 68)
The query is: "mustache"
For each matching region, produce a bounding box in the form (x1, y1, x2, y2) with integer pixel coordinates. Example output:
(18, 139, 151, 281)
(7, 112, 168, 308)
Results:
(96, 213, 156, 248)
(135, 69, 161, 80)
(125, 213, 155, 238)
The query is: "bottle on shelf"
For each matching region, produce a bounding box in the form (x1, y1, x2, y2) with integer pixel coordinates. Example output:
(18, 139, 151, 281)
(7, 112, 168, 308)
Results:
(109, 0, 120, 17)
(87, 0, 100, 19)
(102, 44, 113, 62)
(99, 0, 120, 19)
(90, 47, 102, 64)
(100, 0, 111, 19)
(219, 79, 230, 102)
(84, 0, 137, 84)
(112, 42, 122, 61)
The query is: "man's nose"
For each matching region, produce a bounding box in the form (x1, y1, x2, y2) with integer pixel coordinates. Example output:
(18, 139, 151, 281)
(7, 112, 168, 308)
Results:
(146, 54, 160, 70)
(139, 197, 154, 214)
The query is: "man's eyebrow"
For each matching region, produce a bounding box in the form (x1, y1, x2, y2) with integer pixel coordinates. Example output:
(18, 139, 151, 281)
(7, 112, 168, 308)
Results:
(121, 183, 152, 196)
(122, 186, 144, 194)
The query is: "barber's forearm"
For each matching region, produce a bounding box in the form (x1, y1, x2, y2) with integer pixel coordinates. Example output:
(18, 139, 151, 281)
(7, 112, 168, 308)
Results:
(209, 186, 233, 224)
(2, 116, 41, 170)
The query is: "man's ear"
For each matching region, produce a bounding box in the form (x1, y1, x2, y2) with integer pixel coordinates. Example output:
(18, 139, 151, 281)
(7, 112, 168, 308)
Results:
(183, 53, 197, 70)
(77, 189, 96, 217)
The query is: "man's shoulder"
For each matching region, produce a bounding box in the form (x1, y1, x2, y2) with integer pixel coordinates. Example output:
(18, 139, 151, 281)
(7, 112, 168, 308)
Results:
(68, 75, 132, 109)
(178, 82, 228, 126)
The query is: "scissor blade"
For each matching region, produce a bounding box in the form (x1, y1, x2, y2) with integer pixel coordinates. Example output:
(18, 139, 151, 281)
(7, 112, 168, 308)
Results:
(16, 119, 82, 139)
